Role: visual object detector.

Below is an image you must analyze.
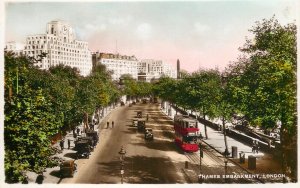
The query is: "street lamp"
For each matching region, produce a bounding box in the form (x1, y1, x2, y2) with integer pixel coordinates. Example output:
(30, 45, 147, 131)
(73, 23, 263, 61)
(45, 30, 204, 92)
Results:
(224, 157, 228, 183)
(198, 135, 204, 183)
(119, 146, 126, 184)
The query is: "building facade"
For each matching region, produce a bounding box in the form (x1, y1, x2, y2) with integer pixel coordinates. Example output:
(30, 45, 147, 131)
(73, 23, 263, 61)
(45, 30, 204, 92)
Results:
(4, 41, 25, 56)
(137, 59, 177, 82)
(93, 52, 138, 81)
(22, 20, 92, 76)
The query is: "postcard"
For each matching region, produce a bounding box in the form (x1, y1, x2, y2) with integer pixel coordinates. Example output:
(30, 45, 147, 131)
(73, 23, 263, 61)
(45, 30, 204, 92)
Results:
(1, 0, 299, 187)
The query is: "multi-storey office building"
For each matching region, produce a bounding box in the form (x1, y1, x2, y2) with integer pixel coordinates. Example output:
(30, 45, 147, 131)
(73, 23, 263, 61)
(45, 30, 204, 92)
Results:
(4, 41, 25, 56)
(23, 20, 92, 76)
(137, 59, 177, 82)
(93, 52, 138, 81)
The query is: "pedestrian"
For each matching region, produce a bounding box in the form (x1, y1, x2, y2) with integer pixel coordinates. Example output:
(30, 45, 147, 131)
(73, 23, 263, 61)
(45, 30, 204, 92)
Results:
(107, 121, 109, 129)
(76, 127, 80, 135)
(68, 139, 71, 149)
(146, 114, 149, 121)
(252, 140, 255, 153)
(112, 121, 114, 128)
(256, 142, 259, 153)
(60, 140, 64, 150)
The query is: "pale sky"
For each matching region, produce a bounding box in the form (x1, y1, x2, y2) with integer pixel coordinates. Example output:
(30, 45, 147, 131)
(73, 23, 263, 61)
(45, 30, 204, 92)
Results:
(4, 0, 298, 72)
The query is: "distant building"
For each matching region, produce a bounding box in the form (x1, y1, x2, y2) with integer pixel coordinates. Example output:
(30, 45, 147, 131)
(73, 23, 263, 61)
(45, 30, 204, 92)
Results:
(137, 59, 177, 82)
(4, 41, 25, 56)
(22, 20, 92, 76)
(92, 52, 138, 81)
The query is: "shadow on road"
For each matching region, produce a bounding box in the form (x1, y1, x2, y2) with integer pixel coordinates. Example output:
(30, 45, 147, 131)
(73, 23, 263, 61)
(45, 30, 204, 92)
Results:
(96, 155, 182, 183)
(64, 152, 78, 159)
(131, 140, 178, 152)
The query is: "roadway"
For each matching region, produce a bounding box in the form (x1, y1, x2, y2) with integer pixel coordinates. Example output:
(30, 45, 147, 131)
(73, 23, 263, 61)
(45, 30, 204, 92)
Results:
(61, 102, 187, 183)
(61, 101, 261, 184)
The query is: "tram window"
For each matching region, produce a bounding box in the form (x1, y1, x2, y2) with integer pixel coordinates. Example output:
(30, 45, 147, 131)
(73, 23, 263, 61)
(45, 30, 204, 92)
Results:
(183, 136, 197, 143)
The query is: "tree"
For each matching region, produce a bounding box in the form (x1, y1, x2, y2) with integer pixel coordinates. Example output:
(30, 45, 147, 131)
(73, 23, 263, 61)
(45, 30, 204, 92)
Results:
(228, 17, 297, 181)
(4, 53, 61, 183)
(181, 70, 221, 139)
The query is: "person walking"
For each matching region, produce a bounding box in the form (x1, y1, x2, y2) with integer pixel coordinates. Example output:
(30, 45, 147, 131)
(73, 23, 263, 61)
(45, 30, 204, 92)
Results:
(255, 140, 259, 153)
(112, 121, 114, 128)
(76, 127, 80, 135)
(68, 139, 71, 149)
(146, 114, 149, 121)
(60, 140, 64, 150)
(107, 121, 109, 129)
(252, 140, 256, 153)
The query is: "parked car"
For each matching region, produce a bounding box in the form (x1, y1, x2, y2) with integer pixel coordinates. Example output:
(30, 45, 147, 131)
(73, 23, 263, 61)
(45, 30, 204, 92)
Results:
(60, 159, 77, 178)
(137, 119, 146, 132)
(86, 130, 99, 145)
(144, 128, 154, 141)
(132, 118, 138, 127)
(74, 140, 90, 159)
(137, 111, 142, 118)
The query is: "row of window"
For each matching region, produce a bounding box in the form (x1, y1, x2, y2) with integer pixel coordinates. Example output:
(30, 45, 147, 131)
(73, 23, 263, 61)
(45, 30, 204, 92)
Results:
(102, 59, 137, 64)
(27, 36, 87, 47)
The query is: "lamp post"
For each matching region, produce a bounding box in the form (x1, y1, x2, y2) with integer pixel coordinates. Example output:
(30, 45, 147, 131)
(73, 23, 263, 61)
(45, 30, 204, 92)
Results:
(224, 157, 228, 183)
(198, 135, 203, 183)
(119, 146, 126, 184)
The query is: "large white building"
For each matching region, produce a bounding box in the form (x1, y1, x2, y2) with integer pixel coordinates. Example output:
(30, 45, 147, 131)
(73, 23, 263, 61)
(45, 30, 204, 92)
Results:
(22, 20, 92, 76)
(93, 52, 138, 81)
(137, 59, 177, 81)
(4, 41, 25, 56)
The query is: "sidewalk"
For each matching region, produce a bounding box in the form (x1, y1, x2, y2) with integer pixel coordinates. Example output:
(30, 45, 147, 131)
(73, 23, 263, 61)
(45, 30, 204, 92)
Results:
(160, 103, 283, 182)
(26, 104, 119, 184)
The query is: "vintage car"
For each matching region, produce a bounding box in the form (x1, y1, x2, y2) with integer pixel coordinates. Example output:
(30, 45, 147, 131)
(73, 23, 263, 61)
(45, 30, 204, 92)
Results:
(142, 99, 148, 104)
(86, 130, 99, 145)
(144, 128, 154, 141)
(137, 119, 146, 132)
(132, 118, 139, 127)
(74, 140, 91, 159)
(60, 159, 77, 178)
(77, 136, 95, 149)
(137, 111, 142, 118)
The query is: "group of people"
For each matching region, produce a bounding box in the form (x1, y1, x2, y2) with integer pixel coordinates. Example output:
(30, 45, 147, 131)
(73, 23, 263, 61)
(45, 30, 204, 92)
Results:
(59, 139, 72, 150)
(107, 121, 115, 128)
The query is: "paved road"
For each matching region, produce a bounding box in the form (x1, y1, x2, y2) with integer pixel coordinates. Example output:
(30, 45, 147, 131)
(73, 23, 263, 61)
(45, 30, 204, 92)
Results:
(61, 102, 187, 184)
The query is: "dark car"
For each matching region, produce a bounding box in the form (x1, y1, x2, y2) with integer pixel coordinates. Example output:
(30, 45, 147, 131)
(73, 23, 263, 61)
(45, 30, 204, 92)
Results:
(74, 140, 91, 159)
(78, 136, 95, 149)
(86, 130, 99, 145)
(60, 159, 77, 178)
(137, 111, 142, 118)
(144, 128, 154, 141)
(137, 120, 146, 132)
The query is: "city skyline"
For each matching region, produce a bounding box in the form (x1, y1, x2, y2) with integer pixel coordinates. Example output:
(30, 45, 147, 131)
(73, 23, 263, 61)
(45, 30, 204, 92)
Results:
(4, 0, 298, 72)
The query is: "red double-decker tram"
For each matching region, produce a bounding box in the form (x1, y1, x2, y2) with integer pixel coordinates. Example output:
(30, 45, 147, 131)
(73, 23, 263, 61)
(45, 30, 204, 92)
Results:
(174, 115, 200, 152)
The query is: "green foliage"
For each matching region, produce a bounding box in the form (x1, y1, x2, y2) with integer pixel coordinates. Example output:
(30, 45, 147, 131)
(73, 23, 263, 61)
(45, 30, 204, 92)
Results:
(4, 54, 121, 183)
(5, 84, 60, 183)
(227, 17, 297, 180)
